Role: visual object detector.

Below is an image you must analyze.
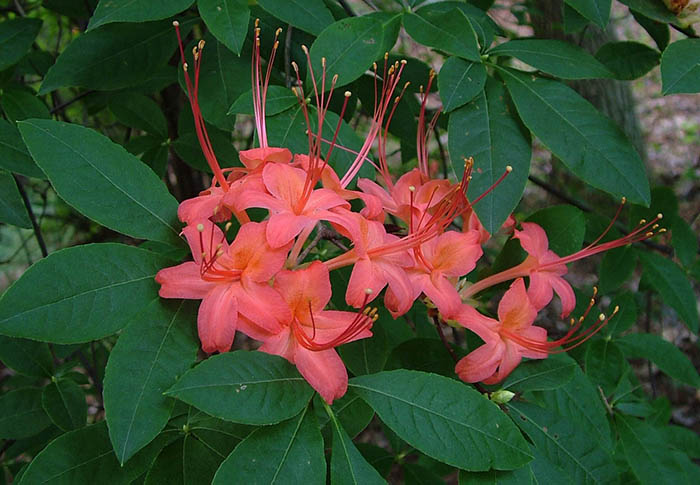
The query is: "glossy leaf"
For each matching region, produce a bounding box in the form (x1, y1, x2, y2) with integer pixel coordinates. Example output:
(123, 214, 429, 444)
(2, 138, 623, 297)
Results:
(88, 0, 195, 30)
(144, 434, 228, 485)
(403, 9, 480, 62)
(616, 415, 690, 485)
(198, 0, 249, 55)
(350, 370, 532, 471)
(0, 243, 168, 343)
(604, 292, 637, 336)
(228, 85, 298, 117)
(448, 78, 530, 234)
(459, 466, 535, 484)
(617, 333, 700, 387)
(339, 308, 391, 376)
(1, 88, 50, 123)
(41, 19, 192, 94)
(526, 205, 586, 256)
(18, 119, 181, 245)
(165, 351, 314, 425)
(0, 388, 52, 439)
(17, 421, 168, 485)
(258, 0, 335, 36)
(0, 335, 53, 377)
(618, 0, 678, 24)
(564, 0, 611, 28)
(584, 339, 626, 394)
(326, 405, 386, 485)
(0, 119, 44, 178)
(502, 354, 577, 393)
(489, 39, 612, 79)
(508, 401, 617, 484)
(661, 39, 700, 95)
(595, 41, 659, 80)
(41, 378, 87, 431)
(438, 57, 487, 112)
(672, 217, 698, 268)
(104, 299, 199, 464)
(309, 16, 384, 87)
(631, 11, 669, 51)
(639, 250, 699, 332)
(109, 93, 168, 138)
(316, 390, 375, 440)
(212, 407, 326, 484)
(500, 67, 650, 205)
(412, 1, 500, 50)
(598, 246, 638, 293)
(0, 18, 42, 71)
(0, 170, 31, 228)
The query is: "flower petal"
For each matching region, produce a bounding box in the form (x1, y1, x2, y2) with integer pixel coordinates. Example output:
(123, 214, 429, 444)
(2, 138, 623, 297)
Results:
(239, 147, 292, 169)
(156, 262, 215, 299)
(346, 258, 386, 308)
(295, 347, 348, 404)
(266, 212, 314, 248)
(230, 222, 289, 281)
(484, 341, 522, 384)
(514, 222, 550, 260)
(498, 278, 537, 331)
(455, 341, 504, 383)
(274, 261, 332, 318)
(549, 274, 576, 318)
(237, 282, 289, 334)
(262, 162, 306, 207)
(427, 231, 483, 277)
(198, 285, 238, 354)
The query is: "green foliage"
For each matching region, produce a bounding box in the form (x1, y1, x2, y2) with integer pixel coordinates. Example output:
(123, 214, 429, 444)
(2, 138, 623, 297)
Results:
(661, 39, 700, 95)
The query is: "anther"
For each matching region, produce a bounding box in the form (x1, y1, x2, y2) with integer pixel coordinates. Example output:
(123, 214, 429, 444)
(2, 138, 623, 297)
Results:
(598, 313, 606, 321)
(332, 74, 338, 83)
(172, 20, 179, 27)
(196, 224, 205, 232)
(658, 228, 667, 233)
(255, 18, 260, 28)
(408, 185, 416, 192)
(621, 196, 626, 204)
(401, 59, 407, 65)
(365, 288, 373, 295)
(344, 91, 351, 97)
(639, 219, 647, 225)
(275, 27, 283, 36)
(321, 57, 326, 67)
(198, 40, 205, 50)
(657, 213, 663, 219)
(506, 165, 513, 172)
(301, 44, 309, 54)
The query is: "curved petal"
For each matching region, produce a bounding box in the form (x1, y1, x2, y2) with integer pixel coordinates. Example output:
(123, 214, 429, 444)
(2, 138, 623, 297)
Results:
(274, 261, 332, 318)
(549, 274, 576, 318)
(453, 304, 500, 342)
(295, 347, 348, 404)
(429, 231, 483, 277)
(310, 310, 373, 345)
(182, 220, 228, 265)
(346, 258, 386, 308)
(258, 328, 295, 362)
(262, 163, 306, 207)
(498, 278, 537, 331)
(514, 222, 550, 260)
(197, 285, 238, 354)
(455, 341, 504, 383)
(266, 212, 313, 248)
(305, 188, 349, 214)
(236, 282, 289, 334)
(357, 178, 396, 213)
(422, 273, 463, 319)
(230, 222, 288, 281)
(239, 147, 292, 169)
(178, 188, 227, 225)
(378, 262, 414, 315)
(484, 340, 522, 384)
(526, 271, 554, 312)
(517, 325, 548, 360)
(156, 262, 215, 299)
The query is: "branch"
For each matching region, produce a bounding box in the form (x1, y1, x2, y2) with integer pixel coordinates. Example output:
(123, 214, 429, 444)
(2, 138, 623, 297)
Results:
(49, 90, 94, 115)
(13, 175, 48, 258)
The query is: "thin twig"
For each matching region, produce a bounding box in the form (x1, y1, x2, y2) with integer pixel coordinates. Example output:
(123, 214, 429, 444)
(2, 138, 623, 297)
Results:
(75, 349, 104, 400)
(296, 223, 324, 264)
(13, 175, 48, 258)
(49, 90, 94, 114)
(432, 313, 459, 364)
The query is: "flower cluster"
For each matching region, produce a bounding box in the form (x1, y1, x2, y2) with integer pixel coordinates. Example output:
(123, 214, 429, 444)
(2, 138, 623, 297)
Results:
(157, 23, 664, 403)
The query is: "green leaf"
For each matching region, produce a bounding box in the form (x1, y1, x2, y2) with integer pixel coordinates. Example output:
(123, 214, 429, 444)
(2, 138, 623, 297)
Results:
(88, 0, 195, 30)
(584, 339, 626, 394)
(489, 39, 612, 79)
(338, 308, 391, 376)
(0, 388, 52, 439)
(438, 57, 487, 112)
(309, 16, 384, 87)
(0, 243, 169, 343)
(448, 77, 530, 234)
(671, 217, 698, 268)
(165, 351, 314, 425)
(599, 246, 638, 293)
(41, 378, 87, 431)
(386, 338, 459, 377)
(631, 11, 669, 51)
(0, 18, 42, 71)
(595, 41, 660, 80)
(178, 34, 251, 130)
(564, 3, 591, 33)
(499, 67, 650, 205)
(109, 93, 168, 138)
(41, 19, 192, 94)
(212, 407, 326, 484)
(639, 251, 699, 332)
(660, 424, 700, 459)
(104, 299, 199, 464)
(525, 205, 586, 256)
(173, 110, 239, 173)
(228, 85, 298, 116)
(0, 335, 53, 377)
(604, 292, 637, 336)
(18, 119, 181, 245)
(508, 401, 617, 484)
(618, 0, 679, 24)
(502, 354, 577, 393)
(413, 1, 500, 50)
(661, 39, 700, 95)
(198, 0, 249, 55)
(616, 415, 688, 485)
(460, 466, 535, 484)
(316, 390, 375, 440)
(617, 333, 700, 387)
(350, 370, 532, 471)
(144, 434, 228, 485)
(403, 9, 480, 62)
(1, 88, 50, 123)
(537, 366, 613, 450)
(258, 0, 335, 36)
(18, 421, 168, 485)
(0, 119, 43, 178)
(326, 405, 386, 485)
(0, 170, 31, 228)
(564, 0, 611, 28)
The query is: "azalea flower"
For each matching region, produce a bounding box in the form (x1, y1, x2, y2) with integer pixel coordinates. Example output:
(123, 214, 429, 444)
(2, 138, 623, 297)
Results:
(156, 221, 291, 353)
(258, 262, 375, 403)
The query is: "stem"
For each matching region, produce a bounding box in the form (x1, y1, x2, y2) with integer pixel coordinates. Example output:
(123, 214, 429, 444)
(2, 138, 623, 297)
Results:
(49, 90, 94, 114)
(432, 313, 458, 364)
(13, 175, 48, 258)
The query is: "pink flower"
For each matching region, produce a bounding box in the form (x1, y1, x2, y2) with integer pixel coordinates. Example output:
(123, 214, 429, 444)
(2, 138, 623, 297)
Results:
(455, 279, 546, 384)
(156, 221, 291, 353)
(259, 262, 375, 403)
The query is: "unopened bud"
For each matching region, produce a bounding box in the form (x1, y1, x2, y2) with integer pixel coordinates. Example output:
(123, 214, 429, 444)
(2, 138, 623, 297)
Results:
(490, 390, 515, 404)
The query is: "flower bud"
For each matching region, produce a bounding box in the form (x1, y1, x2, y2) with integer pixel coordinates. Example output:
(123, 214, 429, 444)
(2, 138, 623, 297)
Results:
(489, 390, 515, 404)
